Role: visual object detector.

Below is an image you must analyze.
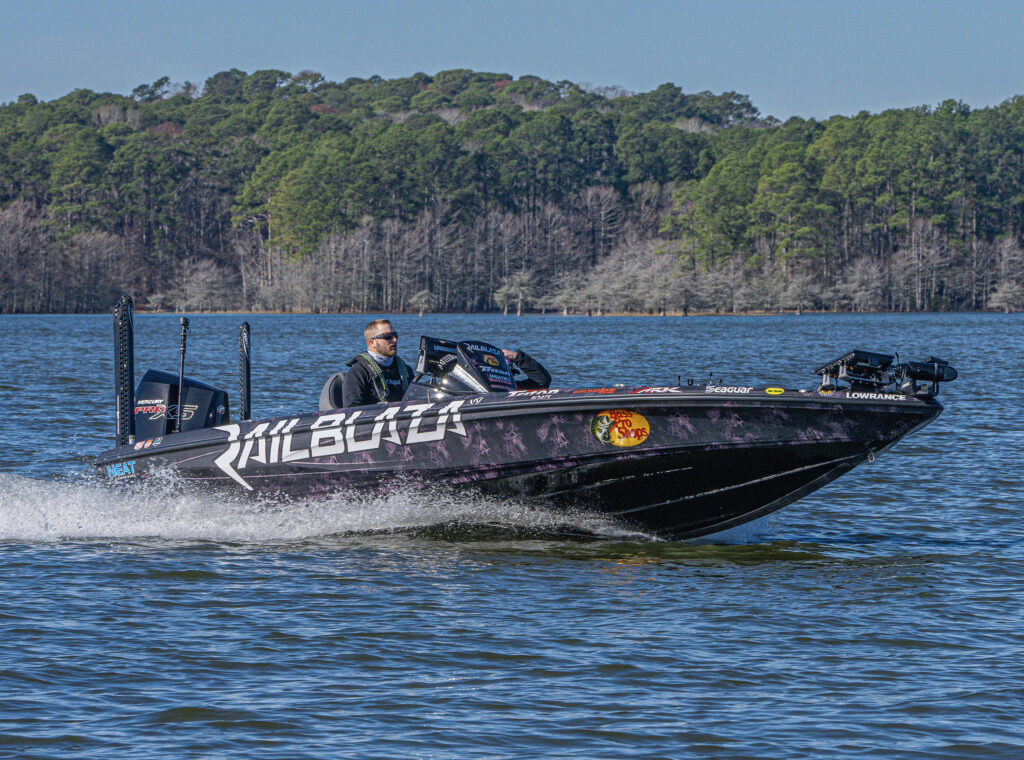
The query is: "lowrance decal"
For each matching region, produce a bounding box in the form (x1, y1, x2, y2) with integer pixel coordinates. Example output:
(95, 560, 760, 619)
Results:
(845, 392, 908, 401)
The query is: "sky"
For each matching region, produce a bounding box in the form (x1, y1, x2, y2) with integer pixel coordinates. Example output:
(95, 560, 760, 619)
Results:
(2, 0, 1023, 120)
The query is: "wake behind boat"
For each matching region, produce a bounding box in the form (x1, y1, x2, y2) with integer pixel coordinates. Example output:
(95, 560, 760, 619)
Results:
(94, 297, 957, 539)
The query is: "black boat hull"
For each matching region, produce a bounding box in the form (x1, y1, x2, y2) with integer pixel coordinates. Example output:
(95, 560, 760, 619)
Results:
(95, 387, 941, 539)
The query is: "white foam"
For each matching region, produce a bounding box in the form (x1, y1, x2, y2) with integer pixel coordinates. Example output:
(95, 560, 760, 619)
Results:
(0, 472, 650, 543)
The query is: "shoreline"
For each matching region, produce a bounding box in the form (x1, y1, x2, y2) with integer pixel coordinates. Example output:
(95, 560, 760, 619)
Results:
(2, 308, 1014, 317)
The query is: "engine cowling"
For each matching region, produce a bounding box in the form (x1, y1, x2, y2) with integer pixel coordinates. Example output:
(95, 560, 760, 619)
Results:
(133, 369, 229, 439)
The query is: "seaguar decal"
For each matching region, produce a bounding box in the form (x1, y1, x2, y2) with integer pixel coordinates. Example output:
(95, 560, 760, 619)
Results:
(213, 400, 467, 490)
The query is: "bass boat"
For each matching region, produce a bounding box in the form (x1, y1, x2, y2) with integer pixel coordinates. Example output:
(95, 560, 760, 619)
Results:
(95, 297, 957, 539)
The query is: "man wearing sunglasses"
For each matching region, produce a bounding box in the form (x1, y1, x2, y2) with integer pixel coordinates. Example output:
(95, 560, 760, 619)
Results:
(341, 319, 415, 407)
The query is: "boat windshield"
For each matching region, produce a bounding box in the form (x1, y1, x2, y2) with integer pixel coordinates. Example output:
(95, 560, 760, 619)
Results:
(415, 336, 516, 393)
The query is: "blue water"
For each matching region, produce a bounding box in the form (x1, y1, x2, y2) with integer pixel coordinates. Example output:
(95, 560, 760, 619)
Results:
(1, 312, 1022, 758)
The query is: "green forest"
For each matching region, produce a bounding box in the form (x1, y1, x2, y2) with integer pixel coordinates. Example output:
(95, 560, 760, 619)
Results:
(1, 68, 1022, 314)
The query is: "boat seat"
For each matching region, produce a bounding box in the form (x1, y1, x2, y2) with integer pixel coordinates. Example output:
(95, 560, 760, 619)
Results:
(319, 371, 346, 411)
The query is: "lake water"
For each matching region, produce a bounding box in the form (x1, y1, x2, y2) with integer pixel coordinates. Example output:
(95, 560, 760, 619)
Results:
(1, 312, 1022, 759)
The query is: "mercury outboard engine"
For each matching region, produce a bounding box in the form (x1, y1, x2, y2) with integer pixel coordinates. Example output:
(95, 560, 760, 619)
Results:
(133, 369, 230, 439)
(112, 295, 250, 446)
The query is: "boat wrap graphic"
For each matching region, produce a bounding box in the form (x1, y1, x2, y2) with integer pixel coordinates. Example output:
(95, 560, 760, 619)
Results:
(95, 386, 942, 538)
(213, 400, 468, 489)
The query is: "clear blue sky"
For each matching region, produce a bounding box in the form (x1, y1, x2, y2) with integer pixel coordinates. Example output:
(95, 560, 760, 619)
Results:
(2, 0, 1023, 119)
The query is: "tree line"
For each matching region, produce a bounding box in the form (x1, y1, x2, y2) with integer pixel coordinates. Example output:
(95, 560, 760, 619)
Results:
(0, 68, 1021, 314)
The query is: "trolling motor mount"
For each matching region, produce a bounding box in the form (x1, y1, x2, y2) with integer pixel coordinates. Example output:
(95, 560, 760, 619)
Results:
(815, 350, 894, 392)
(815, 350, 958, 398)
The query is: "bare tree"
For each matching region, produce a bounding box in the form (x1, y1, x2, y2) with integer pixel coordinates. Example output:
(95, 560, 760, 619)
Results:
(0, 200, 50, 312)
(180, 259, 240, 312)
(780, 272, 820, 313)
(838, 257, 886, 312)
(988, 281, 1024, 313)
(408, 289, 437, 316)
(63, 230, 128, 311)
(988, 238, 1024, 312)
(493, 270, 536, 316)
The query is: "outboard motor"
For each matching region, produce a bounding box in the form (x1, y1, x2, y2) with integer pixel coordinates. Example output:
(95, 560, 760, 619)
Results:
(112, 295, 239, 445)
(133, 370, 230, 439)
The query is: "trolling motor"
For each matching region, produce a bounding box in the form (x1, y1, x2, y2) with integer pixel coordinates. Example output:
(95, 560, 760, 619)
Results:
(894, 358, 958, 397)
(815, 350, 958, 398)
(112, 296, 253, 445)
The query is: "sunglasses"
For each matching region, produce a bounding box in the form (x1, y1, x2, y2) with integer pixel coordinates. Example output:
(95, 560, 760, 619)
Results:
(371, 331, 398, 341)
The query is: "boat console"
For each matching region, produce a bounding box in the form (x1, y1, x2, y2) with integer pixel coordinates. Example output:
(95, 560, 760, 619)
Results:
(412, 336, 517, 397)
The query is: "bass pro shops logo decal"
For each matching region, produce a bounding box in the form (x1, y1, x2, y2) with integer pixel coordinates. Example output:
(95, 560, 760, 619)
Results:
(590, 409, 650, 447)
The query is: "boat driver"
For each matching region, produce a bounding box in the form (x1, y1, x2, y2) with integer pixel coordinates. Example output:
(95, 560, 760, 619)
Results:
(341, 319, 415, 407)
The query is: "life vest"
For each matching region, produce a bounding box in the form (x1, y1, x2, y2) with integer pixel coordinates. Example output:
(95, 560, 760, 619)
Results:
(347, 352, 414, 403)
